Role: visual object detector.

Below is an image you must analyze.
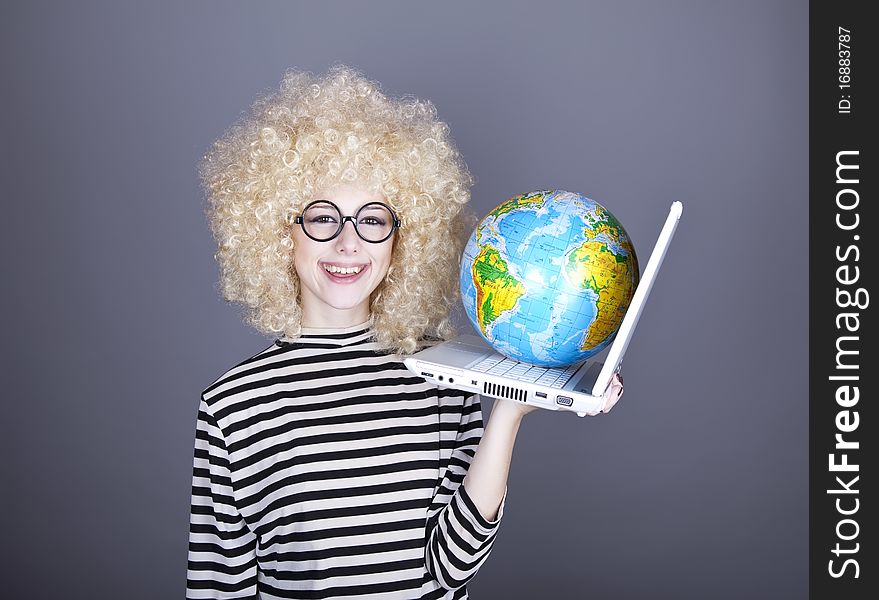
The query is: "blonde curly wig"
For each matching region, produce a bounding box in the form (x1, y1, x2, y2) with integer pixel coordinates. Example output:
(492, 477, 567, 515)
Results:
(200, 65, 474, 354)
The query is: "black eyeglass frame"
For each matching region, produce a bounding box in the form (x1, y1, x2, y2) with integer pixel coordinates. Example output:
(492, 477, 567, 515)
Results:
(294, 200, 402, 244)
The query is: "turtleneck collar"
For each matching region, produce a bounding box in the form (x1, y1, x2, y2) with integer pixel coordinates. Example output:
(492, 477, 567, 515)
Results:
(277, 318, 374, 347)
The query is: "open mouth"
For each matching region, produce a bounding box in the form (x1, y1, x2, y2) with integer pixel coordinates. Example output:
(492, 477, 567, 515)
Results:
(321, 262, 369, 281)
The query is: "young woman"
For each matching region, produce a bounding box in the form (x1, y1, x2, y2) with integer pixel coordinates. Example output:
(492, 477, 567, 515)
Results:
(187, 65, 623, 599)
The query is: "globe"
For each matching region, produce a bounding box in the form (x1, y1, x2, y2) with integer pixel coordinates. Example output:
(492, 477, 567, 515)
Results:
(460, 190, 640, 367)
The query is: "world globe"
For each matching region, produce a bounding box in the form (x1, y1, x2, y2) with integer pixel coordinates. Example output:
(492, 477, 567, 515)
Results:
(460, 190, 640, 367)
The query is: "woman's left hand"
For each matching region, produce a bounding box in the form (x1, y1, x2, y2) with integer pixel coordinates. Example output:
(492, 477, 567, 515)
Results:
(493, 396, 541, 418)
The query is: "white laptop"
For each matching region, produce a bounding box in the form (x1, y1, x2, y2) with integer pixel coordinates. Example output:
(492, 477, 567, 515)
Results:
(404, 201, 682, 417)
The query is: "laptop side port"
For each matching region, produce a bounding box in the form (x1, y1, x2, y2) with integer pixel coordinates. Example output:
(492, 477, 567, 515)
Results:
(421, 371, 434, 378)
(556, 395, 574, 407)
(535, 391, 547, 398)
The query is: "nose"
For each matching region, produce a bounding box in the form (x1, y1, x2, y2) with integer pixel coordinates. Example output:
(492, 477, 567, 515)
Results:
(334, 218, 361, 253)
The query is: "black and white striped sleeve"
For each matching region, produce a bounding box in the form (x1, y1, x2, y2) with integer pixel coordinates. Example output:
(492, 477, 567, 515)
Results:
(186, 397, 259, 599)
(425, 393, 505, 590)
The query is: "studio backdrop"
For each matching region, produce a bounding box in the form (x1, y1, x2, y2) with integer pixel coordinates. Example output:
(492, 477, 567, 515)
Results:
(1, 1, 807, 598)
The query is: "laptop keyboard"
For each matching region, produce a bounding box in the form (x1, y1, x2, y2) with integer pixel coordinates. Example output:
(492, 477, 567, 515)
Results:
(470, 355, 580, 388)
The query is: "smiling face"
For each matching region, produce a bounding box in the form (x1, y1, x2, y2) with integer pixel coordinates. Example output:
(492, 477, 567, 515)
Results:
(292, 183, 396, 328)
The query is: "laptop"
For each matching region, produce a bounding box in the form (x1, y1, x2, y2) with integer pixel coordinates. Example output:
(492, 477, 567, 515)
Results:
(404, 201, 683, 417)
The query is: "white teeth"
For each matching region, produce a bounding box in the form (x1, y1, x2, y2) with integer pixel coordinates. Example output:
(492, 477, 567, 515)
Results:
(324, 264, 363, 275)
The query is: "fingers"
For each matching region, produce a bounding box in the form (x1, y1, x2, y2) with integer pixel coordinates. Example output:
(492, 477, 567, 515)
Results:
(600, 372, 624, 413)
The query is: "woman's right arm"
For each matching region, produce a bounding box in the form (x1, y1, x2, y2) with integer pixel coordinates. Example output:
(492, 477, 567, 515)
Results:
(186, 397, 259, 599)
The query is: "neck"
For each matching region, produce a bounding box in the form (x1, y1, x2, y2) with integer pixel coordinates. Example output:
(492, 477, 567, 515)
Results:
(300, 305, 371, 329)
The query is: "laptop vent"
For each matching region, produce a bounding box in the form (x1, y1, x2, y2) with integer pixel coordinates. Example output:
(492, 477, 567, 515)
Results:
(483, 381, 527, 403)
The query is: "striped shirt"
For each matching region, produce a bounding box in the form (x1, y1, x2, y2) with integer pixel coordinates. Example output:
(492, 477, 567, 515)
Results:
(187, 322, 504, 599)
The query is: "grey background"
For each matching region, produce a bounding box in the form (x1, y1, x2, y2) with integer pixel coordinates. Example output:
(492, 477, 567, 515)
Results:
(1, 1, 807, 598)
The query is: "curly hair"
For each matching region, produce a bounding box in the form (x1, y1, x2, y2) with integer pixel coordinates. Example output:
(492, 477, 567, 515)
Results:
(200, 65, 474, 354)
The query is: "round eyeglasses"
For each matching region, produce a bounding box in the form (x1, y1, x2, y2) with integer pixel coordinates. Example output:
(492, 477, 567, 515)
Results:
(294, 200, 401, 243)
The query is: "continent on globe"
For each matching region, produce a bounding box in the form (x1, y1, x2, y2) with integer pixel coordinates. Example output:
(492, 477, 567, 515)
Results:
(460, 189, 640, 367)
(565, 240, 637, 351)
(471, 244, 526, 335)
(488, 190, 546, 220)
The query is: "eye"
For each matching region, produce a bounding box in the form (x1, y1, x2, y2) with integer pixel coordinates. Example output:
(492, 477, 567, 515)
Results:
(357, 203, 393, 227)
(309, 214, 339, 224)
(303, 206, 340, 224)
(358, 215, 387, 226)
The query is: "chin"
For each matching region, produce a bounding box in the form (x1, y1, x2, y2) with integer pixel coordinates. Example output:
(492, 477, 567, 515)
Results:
(322, 290, 372, 311)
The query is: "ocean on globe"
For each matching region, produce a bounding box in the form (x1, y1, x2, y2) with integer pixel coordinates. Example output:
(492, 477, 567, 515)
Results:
(460, 190, 640, 367)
